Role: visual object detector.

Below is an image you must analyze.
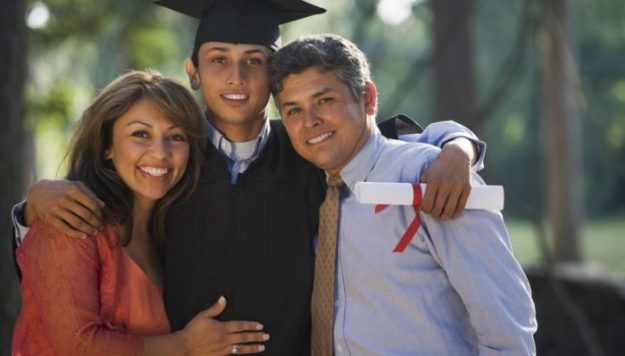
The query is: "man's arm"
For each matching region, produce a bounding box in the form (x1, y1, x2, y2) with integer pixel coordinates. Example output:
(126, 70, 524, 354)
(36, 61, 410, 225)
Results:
(420, 177, 537, 354)
(14, 179, 105, 239)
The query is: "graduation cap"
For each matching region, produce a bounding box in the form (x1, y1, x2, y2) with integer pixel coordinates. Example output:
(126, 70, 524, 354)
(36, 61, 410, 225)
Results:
(155, 0, 326, 54)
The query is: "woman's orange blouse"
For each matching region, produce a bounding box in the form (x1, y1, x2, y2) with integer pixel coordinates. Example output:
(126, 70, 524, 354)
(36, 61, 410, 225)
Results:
(12, 221, 171, 356)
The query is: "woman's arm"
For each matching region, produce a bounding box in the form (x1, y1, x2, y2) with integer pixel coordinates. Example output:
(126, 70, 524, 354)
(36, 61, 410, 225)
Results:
(18, 221, 143, 355)
(17, 222, 267, 355)
(145, 297, 268, 355)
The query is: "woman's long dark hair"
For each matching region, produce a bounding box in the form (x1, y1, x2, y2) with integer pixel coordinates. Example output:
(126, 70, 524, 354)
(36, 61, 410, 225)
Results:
(65, 70, 205, 254)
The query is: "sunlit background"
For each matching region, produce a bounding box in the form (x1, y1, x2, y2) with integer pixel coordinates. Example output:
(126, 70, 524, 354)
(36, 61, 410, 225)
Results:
(22, 0, 624, 274)
(2, 0, 625, 354)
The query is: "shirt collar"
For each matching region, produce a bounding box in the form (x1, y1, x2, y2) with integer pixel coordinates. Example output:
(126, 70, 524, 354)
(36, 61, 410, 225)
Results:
(339, 126, 385, 194)
(205, 113, 271, 162)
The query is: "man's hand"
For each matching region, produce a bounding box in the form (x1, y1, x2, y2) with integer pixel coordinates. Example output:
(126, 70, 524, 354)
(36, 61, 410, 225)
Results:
(24, 179, 105, 239)
(420, 137, 476, 219)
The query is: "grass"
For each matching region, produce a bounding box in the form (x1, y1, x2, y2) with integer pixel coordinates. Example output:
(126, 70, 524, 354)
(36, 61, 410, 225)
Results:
(506, 217, 625, 277)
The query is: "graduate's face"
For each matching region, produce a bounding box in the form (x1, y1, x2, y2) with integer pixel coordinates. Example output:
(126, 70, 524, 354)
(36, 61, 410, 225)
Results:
(190, 42, 271, 135)
(106, 99, 190, 207)
(276, 67, 376, 176)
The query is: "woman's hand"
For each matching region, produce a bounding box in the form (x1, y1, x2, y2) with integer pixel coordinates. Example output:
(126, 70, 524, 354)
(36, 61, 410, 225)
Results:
(182, 296, 269, 355)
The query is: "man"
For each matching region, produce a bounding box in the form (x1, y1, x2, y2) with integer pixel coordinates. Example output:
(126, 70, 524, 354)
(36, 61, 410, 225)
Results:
(12, 0, 486, 354)
(269, 34, 536, 354)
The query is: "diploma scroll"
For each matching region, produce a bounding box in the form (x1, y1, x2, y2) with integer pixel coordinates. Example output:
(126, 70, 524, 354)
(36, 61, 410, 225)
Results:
(354, 182, 505, 211)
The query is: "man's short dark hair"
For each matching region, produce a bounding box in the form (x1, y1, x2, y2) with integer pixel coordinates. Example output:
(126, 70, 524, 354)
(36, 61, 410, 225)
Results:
(269, 34, 372, 101)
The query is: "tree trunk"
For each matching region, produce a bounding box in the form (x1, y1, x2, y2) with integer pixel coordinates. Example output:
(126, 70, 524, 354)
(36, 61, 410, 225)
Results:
(432, 0, 479, 131)
(0, 0, 32, 352)
(541, 0, 582, 262)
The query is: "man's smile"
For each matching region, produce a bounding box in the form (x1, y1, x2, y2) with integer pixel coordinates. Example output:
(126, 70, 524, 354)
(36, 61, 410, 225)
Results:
(307, 131, 334, 145)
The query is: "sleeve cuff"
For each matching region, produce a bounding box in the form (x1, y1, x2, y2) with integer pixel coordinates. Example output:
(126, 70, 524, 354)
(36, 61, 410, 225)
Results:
(11, 201, 30, 246)
(442, 134, 487, 172)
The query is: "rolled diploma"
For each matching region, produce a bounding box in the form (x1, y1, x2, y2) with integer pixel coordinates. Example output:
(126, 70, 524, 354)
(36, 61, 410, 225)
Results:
(354, 182, 504, 211)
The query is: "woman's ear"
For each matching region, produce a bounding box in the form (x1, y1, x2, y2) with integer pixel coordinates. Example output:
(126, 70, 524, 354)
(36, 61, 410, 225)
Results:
(185, 58, 201, 90)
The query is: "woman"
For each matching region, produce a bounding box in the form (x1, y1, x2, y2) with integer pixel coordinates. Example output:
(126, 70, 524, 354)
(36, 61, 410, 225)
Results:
(12, 70, 267, 355)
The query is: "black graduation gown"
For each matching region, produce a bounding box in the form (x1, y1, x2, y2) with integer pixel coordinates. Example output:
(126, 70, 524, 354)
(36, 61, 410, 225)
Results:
(164, 120, 325, 355)
(163, 117, 421, 355)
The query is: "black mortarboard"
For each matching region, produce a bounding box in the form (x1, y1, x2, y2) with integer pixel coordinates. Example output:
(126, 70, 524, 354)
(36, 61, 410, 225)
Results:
(155, 0, 326, 53)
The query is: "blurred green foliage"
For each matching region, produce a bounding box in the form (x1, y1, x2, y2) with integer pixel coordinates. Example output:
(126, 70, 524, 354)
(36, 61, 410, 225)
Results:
(26, 0, 196, 177)
(25, 0, 625, 220)
(508, 217, 625, 275)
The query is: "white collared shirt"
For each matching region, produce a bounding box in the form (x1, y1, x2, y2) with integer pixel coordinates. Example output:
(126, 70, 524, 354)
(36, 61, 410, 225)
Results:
(205, 116, 272, 184)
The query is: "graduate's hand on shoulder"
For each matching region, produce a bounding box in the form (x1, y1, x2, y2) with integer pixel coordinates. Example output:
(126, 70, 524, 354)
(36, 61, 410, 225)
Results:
(25, 179, 105, 238)
(420, 138, 474, 219)
(183, 296, 268, 355)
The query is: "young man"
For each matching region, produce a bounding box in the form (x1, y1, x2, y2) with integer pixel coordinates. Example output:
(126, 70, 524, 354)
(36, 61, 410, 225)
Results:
(12, 0, 487, 354)
(269, 34, 537, 355)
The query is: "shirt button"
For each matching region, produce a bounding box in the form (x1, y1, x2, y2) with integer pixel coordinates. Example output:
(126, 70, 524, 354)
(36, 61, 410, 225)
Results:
(336, 345, 344, 353)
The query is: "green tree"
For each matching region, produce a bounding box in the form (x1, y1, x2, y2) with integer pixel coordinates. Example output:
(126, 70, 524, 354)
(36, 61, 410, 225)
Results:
(541, 0, 583, 262)
(432, 0, 478, 130)
(0, 0, 31, 353)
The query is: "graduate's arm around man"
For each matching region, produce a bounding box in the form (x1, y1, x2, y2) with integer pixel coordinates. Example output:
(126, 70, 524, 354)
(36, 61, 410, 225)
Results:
(14, 132, 479, 239)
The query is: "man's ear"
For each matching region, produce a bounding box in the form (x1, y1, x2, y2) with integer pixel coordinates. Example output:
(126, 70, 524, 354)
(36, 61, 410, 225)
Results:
(363, 81, 377, 116)
(185, 58, 201, 90)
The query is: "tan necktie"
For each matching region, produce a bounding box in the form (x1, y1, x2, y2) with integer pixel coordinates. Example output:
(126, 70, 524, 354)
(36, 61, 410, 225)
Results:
(311, 175, 343, 356)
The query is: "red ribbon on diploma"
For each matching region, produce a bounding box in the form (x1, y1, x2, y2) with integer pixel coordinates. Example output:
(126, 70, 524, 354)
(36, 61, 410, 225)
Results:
(374, 183, 422, 253)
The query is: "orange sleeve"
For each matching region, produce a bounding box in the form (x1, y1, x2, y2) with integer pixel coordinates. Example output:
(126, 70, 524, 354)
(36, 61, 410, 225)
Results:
(18, 221, 144, 356)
